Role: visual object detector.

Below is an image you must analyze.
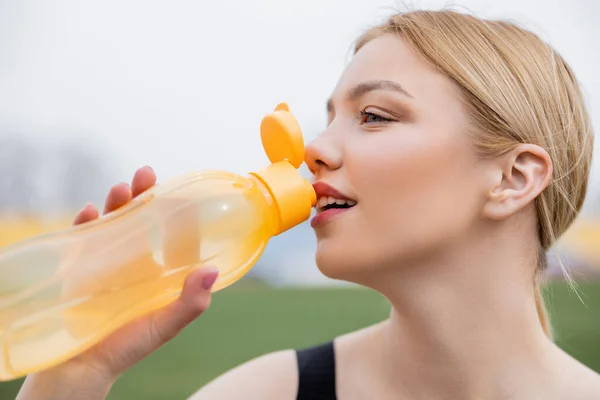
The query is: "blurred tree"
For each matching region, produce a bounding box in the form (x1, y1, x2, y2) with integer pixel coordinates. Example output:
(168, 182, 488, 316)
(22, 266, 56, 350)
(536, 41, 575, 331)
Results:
(0, 133, 118, 217)
(0, 137, 37, 213)
(57, 143, 114, 212)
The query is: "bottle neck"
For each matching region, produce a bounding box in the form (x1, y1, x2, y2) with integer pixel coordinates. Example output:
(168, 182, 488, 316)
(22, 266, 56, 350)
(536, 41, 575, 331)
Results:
(249, 162, 316, 236)
(248, 175, 280, 237)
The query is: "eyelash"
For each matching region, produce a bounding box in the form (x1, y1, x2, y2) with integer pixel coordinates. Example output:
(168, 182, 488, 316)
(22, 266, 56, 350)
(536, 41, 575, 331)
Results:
(358, 110, 395, 125)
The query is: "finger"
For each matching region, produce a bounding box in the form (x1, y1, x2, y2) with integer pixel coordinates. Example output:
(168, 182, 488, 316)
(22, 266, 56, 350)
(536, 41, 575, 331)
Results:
(131, 166, 157, 198)
(103, 183, 132, 215)
(89, 267, 219, 378)
(147, 267, 218, 345)
(73, 203, 100, 226)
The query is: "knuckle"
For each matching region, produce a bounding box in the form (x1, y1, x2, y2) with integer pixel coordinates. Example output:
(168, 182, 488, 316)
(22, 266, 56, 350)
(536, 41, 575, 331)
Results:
(149, 315, 175, 344)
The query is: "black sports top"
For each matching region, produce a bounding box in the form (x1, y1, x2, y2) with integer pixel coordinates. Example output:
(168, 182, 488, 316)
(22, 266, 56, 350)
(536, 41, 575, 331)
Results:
(295, 341, 337, 399)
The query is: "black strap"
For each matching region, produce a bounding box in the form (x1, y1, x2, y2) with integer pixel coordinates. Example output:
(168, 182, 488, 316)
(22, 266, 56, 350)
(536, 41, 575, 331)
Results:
(296, 341, 337, 400)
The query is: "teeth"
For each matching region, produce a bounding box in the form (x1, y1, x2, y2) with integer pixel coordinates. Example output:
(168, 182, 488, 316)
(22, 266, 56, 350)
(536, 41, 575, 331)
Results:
(316, 196, 357, 211)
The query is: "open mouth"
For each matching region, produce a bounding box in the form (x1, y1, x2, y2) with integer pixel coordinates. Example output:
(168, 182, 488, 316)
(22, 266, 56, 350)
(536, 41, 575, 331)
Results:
(316, 197, 358, 213)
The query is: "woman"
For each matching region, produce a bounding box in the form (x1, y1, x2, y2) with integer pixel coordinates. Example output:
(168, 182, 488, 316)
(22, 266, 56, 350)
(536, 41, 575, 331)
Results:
(17, 9, 599, 400)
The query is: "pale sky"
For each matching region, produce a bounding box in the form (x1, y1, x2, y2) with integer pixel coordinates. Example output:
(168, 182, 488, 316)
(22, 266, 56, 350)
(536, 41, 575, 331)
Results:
(0, 1, 598, 282)
(0, 1, 597, 188)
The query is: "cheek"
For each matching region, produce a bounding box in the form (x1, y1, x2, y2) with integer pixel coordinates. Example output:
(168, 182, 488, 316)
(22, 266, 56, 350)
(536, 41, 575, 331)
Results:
(347, 132, 483, 255)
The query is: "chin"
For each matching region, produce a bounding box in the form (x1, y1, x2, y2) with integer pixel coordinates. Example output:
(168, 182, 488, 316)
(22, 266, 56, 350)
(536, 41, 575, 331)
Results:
(314, 238, 378, 284)
(314, 233, 434, 289)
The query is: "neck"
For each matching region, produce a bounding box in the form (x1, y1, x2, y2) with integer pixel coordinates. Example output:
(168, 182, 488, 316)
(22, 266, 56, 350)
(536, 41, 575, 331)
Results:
(367, 232, 556, 399)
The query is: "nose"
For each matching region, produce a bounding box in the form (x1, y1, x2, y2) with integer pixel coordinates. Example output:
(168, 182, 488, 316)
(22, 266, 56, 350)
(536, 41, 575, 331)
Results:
(305, 133, 343, 177)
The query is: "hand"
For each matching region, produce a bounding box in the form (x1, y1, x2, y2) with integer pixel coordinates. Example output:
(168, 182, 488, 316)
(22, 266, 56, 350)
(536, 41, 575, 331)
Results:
(17, 166, 218, 399)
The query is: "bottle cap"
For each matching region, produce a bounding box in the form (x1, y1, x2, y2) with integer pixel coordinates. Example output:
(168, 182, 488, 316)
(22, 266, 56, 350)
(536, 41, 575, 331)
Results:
(250, 103, 317, 235)
(260, 103, 304, 169)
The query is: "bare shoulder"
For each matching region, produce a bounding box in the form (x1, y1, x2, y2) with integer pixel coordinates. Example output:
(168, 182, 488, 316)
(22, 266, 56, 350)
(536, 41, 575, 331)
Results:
(568, 362, 600, 399)
(553, 348, 600, 399)
(187, 349, 298, 400)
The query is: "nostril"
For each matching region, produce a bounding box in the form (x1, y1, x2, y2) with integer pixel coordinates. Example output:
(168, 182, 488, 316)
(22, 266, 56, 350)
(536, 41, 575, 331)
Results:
(307, 159, 325, 176)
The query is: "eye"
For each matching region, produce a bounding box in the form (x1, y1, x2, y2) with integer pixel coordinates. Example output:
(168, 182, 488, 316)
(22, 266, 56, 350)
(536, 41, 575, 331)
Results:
(358, 109, 395, 125)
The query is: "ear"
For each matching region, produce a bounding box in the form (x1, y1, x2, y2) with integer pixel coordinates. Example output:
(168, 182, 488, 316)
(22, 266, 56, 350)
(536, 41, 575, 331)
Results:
(482, 144, 553, 220)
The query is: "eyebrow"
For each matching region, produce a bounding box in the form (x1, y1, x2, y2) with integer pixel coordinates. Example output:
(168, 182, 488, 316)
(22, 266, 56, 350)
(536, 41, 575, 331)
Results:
(326, 80, 413, 113)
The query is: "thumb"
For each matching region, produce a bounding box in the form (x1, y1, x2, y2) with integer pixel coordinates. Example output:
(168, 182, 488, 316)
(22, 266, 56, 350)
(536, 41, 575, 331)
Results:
(147, 267, 219, 346)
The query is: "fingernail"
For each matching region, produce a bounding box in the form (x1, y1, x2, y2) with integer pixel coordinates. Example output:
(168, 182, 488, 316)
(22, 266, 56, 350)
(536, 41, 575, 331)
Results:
(202, 270, 219, 290)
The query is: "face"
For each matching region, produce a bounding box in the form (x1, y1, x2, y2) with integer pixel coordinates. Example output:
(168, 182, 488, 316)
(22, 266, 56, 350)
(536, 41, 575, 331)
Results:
(305, 35, 489, 284)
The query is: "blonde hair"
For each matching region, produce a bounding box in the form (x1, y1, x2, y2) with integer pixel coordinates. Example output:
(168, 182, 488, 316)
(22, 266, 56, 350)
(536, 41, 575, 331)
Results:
(355, 10, 594, 337)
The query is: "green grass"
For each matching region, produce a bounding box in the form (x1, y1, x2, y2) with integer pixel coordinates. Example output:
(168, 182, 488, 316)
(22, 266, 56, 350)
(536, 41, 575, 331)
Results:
(2, 281, 600, 399)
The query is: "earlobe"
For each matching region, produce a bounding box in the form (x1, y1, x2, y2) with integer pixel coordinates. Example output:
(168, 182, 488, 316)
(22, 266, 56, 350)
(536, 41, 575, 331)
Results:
(482, 144, 552, 221)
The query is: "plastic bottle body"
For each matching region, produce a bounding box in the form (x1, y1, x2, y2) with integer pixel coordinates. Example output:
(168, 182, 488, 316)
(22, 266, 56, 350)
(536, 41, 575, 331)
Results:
(0, 171, 278, 380)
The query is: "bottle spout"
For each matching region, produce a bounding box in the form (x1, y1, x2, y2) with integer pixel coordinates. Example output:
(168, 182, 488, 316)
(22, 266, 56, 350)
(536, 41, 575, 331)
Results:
(250, 162, 315, 235)
(305, 179, 317, 207)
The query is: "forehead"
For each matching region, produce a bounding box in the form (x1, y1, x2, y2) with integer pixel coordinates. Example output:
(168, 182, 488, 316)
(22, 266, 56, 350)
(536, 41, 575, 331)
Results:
(330, 34, 459, 104)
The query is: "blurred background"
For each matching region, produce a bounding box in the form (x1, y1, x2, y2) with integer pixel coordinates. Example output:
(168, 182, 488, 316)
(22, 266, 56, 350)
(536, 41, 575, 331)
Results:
(0, 0, 599, 398)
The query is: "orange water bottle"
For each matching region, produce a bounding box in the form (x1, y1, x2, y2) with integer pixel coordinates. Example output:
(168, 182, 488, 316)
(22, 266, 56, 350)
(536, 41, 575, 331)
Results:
(0, 103, 316, 381)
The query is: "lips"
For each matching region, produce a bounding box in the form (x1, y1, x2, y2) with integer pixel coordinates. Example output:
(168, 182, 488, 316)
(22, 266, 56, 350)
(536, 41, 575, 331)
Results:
(312, 182, 355, 202)
(310, 182, 357, 227)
